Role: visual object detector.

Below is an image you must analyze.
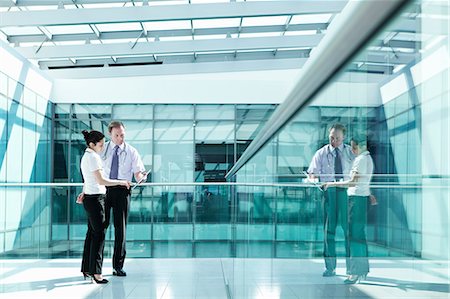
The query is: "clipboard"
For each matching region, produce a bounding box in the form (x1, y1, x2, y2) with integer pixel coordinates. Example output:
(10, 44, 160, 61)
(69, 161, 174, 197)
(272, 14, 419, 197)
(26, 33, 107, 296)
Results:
(131, 171, 148, 190)
(302, 171, 323, 192)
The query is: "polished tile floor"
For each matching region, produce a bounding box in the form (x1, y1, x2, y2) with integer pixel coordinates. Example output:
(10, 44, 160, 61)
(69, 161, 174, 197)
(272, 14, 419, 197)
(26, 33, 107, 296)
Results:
(0, 258, 449, 299)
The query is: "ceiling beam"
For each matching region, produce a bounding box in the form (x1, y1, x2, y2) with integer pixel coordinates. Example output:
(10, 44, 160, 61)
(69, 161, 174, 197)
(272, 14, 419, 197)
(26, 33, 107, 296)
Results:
(42, 58, 309, 79)
(7, 23, 329, 43)
(38, 50, 311, 68)
(14, 34, 323, 59)
(0, 1, 346, 27)
(0, 0, 221, 6)
(37, 49, 414, 71)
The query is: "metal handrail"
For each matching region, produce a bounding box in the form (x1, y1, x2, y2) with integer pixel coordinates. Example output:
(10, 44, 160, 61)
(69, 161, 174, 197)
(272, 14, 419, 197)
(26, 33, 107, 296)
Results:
(225, 0, 409, 179)
(0, 182, 448, 189)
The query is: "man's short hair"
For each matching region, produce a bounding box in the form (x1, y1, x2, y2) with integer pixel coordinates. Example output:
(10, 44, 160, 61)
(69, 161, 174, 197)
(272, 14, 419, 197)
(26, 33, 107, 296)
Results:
(329, 123, 346, 135)
(108, 121, 125, 133)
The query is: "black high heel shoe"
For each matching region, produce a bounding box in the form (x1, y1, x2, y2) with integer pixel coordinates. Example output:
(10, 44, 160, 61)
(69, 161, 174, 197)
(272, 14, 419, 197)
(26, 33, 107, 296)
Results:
(82, 272, 91, 280)
(92, 275, 109, 284)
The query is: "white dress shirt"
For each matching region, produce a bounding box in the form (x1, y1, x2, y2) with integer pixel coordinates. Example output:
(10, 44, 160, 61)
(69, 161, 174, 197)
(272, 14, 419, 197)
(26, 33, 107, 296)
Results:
(100, 141, 145, 181)
(80, 148, 106, 195)
(347, 151, 374, 197)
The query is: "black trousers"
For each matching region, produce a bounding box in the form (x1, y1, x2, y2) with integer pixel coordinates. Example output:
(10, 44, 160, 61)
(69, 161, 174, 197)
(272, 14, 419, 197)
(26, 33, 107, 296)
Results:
(105, 186, 130, 270)
(81, 194, 106, 275)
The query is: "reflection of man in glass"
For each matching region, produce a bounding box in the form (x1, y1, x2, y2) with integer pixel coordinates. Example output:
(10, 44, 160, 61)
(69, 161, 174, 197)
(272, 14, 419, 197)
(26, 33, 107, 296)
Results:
(101, 121, 147, 277)
(307, 123, 355, 277)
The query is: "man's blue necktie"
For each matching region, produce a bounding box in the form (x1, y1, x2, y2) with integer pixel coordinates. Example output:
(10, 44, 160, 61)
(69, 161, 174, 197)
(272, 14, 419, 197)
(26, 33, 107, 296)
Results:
(334, 148, 343, 181)
(110, 145, 119, 179)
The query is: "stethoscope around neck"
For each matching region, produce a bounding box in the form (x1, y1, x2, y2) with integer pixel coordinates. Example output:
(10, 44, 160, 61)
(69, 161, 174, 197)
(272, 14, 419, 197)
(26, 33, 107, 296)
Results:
(102, 141, 127, 164)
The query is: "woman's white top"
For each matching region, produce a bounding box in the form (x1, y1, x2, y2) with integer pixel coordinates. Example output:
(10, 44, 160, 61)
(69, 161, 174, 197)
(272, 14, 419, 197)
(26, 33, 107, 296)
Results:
(347, 151, 373, 197)
(81, 148, 106, 195)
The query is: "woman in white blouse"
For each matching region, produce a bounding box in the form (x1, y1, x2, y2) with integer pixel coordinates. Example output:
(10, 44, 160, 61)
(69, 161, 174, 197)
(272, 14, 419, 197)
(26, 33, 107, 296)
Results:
(323, 134, 374, 284)
(79, 130, 130, 284)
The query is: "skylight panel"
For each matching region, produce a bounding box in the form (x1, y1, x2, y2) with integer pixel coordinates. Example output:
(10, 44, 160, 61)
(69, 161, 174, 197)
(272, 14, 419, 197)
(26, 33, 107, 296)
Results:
(1, 27, 43, 35)
(190, 0, 229, 3)
(237, 49, 276, 54)
(0, 30, 7, 42)
(101, 38, 139, 44)
(81, 3, 125, 9)
(284, 30, 317, 36)
(149, 0, 189, 6)
(193, 34, 227, 40)
(159, 36, 193, 41)
(96, 22, 143, 32)
(241, 16, 288, 27)
(22, 5, 57, 11)
(46, 25, 94, 35)
(392, 32, 424, 42)
(239, 32, 282, 38)
(53, 41, 86, 46)
(290, 14, 332, 24)
(193, 18, 241, 29)
(15, 42, 45, 47)
(144, 20, 192, 31)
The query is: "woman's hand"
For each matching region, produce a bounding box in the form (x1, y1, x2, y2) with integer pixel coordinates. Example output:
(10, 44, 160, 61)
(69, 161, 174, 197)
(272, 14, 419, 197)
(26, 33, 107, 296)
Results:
(321, 183, 330, 191)
(76, 192, 85, 204)
(121, 181, 131, 189)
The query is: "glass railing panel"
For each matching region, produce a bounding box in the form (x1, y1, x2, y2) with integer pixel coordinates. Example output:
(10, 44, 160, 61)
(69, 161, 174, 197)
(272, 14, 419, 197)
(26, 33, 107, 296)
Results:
(151, 186, 194, 258)
(1, 180, 448, 260)
(194, 185, 232, 257)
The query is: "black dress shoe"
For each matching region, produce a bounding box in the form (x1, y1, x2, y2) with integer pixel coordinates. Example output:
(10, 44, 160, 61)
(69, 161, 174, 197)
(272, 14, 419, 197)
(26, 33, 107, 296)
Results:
(322, 269, 336, 277)
(113, 269, 127, 276)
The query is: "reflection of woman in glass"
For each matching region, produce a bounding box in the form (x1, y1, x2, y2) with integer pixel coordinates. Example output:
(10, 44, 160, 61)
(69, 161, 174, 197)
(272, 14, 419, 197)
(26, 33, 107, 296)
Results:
(323, 135, 373, 284)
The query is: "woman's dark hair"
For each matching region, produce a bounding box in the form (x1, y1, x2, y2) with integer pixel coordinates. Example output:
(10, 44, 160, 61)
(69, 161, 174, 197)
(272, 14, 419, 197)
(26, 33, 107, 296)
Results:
(81, 130, 105, 147)
(350, 134, 368, 148)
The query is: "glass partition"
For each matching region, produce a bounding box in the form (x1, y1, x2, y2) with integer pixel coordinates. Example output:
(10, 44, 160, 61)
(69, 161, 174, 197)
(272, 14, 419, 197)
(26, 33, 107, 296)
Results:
(234, 0, 450, 261)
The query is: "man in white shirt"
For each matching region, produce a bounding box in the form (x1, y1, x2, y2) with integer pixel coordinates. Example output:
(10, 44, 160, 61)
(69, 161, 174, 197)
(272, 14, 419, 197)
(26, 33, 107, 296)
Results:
(101, 121, 147, 277)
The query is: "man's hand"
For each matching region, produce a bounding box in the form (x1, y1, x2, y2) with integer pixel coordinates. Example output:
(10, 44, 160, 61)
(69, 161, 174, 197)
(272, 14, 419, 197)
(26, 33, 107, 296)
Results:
(76, 192, 85, 204)
(139, 171, 148, 182)
(369, 194, 378, 206)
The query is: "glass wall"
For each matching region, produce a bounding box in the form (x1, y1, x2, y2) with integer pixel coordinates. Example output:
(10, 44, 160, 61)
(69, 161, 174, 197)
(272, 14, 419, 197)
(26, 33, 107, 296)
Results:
(52, 104, 275, 257)
(0, 71, 52, 256)
(235, 0, 450, 260)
